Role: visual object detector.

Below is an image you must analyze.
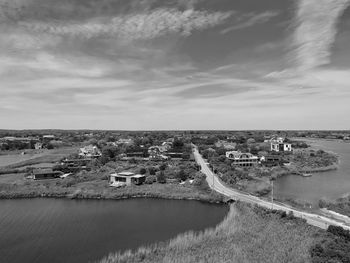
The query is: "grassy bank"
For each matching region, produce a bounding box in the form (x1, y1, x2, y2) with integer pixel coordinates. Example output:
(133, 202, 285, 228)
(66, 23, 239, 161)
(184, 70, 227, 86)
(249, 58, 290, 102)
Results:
(0, 174, 224, 203)
(100, 202, 321, 263)
(319, 194, 350, 217)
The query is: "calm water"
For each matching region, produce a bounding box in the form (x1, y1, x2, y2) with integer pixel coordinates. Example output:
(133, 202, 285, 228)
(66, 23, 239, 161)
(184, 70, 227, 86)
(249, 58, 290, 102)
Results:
(275, 139, 350, 205)
(0, 198, 228, 263)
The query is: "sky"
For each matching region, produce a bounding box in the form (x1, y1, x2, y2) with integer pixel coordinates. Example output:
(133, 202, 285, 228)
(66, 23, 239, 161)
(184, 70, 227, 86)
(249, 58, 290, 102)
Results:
(0, 0, 350, 130)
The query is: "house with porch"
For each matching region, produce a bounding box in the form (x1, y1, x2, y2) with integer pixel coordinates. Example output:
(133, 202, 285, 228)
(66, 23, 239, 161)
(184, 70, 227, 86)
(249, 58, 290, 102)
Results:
(226, 151, 259, 167)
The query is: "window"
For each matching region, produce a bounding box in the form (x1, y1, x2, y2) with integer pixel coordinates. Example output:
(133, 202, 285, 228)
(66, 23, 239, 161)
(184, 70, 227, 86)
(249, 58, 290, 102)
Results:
(116, 177, 127, 182)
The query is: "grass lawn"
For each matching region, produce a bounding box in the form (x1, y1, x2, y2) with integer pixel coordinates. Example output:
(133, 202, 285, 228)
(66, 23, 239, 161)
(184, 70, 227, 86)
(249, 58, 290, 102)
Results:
(0, 147, 79, 168)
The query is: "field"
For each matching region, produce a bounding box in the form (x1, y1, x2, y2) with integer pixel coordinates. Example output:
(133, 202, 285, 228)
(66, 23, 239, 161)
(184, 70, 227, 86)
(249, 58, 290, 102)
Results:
(0, 147, 78, 169)
(100, 202, 321, 263)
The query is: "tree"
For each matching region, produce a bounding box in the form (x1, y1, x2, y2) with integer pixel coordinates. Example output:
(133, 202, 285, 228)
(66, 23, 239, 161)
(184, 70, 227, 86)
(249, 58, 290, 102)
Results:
(148, 167, 156, 175)
(176, 169, 188, 181)
(159, 163, 167, 171)
(157, 171, 166, 183)
(102, 146, 118, 159)
(139, 168, 147, 175)
(173, 138, 184, 149)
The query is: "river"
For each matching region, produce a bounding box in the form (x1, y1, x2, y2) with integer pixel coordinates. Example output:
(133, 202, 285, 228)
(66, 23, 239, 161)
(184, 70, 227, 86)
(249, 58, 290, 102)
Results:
(0, 198, 228, 263)
(274, 139, 350, 206)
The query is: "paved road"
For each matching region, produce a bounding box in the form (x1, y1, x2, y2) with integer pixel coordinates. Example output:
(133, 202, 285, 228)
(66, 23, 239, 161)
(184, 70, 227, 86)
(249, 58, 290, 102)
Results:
(193, 146, 350, 230)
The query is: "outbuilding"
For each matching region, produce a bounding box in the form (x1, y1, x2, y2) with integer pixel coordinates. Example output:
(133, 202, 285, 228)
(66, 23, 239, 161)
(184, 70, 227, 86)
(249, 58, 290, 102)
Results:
(31, 169, 63, 180)
(109, 171, 146, 187)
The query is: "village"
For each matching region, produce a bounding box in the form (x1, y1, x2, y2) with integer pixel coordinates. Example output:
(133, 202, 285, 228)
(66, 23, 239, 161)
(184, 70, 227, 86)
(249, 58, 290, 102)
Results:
(0, 130, 338, 196)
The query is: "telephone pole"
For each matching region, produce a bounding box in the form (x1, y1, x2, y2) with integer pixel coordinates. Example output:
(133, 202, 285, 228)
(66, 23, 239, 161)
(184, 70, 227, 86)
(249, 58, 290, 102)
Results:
(271, 179, 274, 209)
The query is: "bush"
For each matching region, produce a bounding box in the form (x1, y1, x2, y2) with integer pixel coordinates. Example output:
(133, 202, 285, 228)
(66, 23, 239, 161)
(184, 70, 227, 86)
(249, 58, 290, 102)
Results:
(156, 171, 166, 184)
(159, 163, 167, 171)
(327, 225, 350, 242)
(145, 175, 156, 184)
(176, 169, 188, 182)
(148, 167, 156, 175)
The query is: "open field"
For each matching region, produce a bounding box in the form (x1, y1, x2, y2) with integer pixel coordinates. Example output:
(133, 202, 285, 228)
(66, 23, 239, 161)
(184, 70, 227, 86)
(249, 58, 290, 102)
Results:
(100, 202, 321, 263)
(0, 147, 78, 168)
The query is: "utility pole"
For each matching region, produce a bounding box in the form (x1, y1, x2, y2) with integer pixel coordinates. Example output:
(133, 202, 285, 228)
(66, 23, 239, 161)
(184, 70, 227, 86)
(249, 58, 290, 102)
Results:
(271, 179, 274, 210)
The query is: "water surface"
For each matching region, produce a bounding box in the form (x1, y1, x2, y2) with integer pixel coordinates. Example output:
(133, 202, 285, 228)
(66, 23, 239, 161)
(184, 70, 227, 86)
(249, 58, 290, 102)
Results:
(0, 198, 228, 263)
(275, 139, 350, 205)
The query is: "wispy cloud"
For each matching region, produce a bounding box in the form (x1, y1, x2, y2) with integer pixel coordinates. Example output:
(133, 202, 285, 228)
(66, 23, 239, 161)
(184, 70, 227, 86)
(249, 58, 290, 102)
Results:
(19, 8, 232, 42)
(220, 11, 280, 34)
(290, 0, 350, 71)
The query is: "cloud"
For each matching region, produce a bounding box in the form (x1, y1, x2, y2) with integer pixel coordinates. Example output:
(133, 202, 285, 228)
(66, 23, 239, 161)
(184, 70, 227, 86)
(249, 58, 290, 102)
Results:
(19, 8, 232, 42)
(220, 11, 280, 34)
(172, 83, 255, 99)
(290, 0, 350, 71)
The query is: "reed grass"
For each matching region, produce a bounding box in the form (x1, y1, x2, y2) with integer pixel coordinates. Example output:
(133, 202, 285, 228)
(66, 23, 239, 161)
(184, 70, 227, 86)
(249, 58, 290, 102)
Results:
(100, 202, 320, 263)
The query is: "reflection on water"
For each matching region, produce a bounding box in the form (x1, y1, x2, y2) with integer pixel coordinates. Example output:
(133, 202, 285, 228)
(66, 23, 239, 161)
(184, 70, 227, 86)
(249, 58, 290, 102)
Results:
(0, 198, 228, 263)
(275, 139, 350, 205)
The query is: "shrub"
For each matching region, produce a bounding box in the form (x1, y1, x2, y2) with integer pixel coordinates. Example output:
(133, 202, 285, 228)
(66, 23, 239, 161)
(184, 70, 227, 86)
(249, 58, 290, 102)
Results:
(145, 175, 156, 184)
(176, 169, 188, 182)
(159, 163, 167, 171)
(156, 171, 166, 184)
(148, 167, 156, 175)
(327, 225, 350, 242)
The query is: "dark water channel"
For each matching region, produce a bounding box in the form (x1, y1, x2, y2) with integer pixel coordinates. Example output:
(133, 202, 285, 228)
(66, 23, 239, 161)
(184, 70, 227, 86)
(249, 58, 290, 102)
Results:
(0, 198, 228, 263)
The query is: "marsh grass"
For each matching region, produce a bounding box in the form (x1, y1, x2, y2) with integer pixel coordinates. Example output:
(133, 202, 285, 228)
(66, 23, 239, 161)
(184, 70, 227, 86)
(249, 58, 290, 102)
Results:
(100, 202, 320, 263)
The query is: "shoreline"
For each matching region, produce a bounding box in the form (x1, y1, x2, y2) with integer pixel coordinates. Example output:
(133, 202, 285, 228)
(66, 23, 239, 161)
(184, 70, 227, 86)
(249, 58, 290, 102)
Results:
(0, 182, 227, 204)
(0, 191, 226, 204)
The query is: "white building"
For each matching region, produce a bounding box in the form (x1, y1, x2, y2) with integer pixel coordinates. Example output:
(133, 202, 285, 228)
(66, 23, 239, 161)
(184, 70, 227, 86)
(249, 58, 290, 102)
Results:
(109, 171, 145, 187)
(270, 137, 292, 152)
(116, 139, 134, 145)
(34, 142, 43, 150)
(79, 145, 102, 158)
(226, 151, 259, 167)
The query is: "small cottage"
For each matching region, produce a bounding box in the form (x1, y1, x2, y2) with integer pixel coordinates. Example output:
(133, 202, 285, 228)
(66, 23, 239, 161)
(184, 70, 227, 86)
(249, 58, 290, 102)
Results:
(109, 171, 146, 187)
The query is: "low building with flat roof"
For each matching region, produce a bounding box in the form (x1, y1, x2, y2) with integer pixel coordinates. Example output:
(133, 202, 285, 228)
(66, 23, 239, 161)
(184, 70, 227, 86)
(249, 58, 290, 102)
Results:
(30, 169, 63, 180)
(109, 171, 146, 187)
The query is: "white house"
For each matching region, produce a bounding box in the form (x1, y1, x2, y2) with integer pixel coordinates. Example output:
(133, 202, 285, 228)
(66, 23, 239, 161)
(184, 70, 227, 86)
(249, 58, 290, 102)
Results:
(34, 142, 43, 150)
(79, 145, 102, 158)
(109, 171, 146, 187)
(270, 137, 292, 152)
(226, 151, 259, 167)
(116, 139, 134, 145)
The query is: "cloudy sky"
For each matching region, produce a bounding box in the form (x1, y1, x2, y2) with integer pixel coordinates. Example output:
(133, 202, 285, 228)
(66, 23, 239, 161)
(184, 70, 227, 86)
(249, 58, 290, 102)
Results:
(1, 0, 349, 130)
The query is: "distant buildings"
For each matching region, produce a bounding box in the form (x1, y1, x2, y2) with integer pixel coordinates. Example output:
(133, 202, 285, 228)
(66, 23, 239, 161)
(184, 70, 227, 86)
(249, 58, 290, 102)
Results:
(226, 151, 259, 167)
(109, 171, 146, 187)
(34, 142, 43, 150)
(148, 146, 169, 160)
(115, 138, 134, 145)
(79, 145, 102, 158)
(270, 137, 292, 152)
(215, 140, 236, 150)
(43, 135, 55, 139)
(30, 169, 62, 180)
